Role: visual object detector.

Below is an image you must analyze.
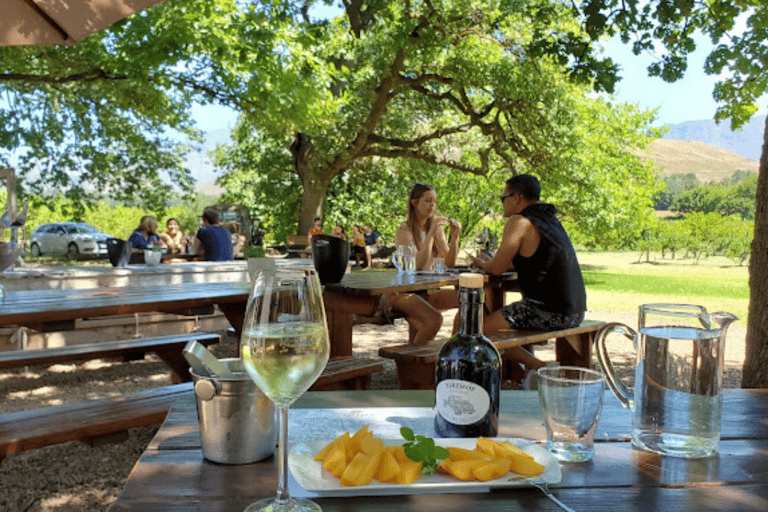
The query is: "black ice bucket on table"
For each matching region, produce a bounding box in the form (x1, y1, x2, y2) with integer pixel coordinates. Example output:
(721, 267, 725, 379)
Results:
(107, 238, 131, 267)
(311, 234, 350, 284)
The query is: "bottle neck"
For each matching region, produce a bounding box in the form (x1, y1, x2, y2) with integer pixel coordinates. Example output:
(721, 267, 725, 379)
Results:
(458, 287, 484, 337)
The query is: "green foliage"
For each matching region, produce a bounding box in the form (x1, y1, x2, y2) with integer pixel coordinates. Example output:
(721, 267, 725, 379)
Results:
(214, 1, 660, 247)
(670, 173, 756, 219)
(400, 426, 450, 474)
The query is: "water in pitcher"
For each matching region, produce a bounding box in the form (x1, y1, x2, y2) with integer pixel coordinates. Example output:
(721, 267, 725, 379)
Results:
(632, 326, 724, 458)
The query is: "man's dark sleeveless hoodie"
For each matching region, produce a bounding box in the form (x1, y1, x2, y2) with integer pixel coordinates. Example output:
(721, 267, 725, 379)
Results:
(511, 203, 586, 317)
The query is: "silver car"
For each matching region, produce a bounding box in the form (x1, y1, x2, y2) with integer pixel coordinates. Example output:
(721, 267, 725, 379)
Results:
(29, 222, 112, 259)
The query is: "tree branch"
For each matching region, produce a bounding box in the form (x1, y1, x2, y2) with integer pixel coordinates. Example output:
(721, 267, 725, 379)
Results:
(364, 146, 487, 176)
(0, 70, 127, 83)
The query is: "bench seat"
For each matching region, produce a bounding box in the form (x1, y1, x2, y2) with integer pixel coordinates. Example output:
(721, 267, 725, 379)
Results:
(0, 356, 386, 461)
(378, 320, 606, 389)
(0, 332, 222, 383)
(0, 382, 194, 463)
(310, 357, 386, 391)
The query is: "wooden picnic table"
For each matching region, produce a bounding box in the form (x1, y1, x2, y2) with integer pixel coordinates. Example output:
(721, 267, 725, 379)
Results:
(322, 270, 517, 357)
(111, 388, 768, 511)
(0, 281, 251, 333)
(0, 269, 516, 357)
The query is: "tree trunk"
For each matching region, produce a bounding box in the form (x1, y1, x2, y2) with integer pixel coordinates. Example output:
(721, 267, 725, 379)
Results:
(742, 113, 768, 388)
(290, 132, 333, 235)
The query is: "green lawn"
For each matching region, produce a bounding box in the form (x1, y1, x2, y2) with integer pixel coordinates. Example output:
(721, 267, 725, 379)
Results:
(576, 251, 750, 324)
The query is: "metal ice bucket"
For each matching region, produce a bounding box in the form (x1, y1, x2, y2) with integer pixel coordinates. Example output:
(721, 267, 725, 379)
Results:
(190, 358, 276, 464)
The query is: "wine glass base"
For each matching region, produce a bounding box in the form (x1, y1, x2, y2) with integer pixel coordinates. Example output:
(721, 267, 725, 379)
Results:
(243, 497, 322, 512)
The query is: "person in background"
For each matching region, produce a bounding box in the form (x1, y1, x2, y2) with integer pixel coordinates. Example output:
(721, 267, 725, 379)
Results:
(395, 183, 461, 272)
(330, 222, 348, 240)
(351, 224, 367, 268)
(307, 216, 323, 245)
(363, 224, 380, 268)
(191, 207, 234, 261)
(128, 215, 164, 252)
(384, 183, 463, 345)
(159, 218, 186, 254)
(472, 173, 587, 385)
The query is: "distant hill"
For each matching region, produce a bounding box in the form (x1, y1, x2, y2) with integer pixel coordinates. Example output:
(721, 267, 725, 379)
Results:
(663, 115, 765, 161)
(640, 139, 759, 183)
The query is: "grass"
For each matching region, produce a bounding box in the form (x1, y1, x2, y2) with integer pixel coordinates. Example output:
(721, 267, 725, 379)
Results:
(576, 251, 750, 324)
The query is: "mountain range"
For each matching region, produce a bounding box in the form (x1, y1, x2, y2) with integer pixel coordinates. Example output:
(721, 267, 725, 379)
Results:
(192, 115, 766, 193)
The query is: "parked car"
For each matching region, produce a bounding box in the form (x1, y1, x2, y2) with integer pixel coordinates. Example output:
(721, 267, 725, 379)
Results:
(29, 222, 112, 259)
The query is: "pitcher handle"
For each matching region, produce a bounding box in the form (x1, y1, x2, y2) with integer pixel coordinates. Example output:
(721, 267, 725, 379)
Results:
(595, 322, 636, 410)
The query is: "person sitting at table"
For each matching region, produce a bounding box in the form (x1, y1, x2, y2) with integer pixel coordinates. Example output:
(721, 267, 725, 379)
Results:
(395, 183, 462, 311)
(363, 224, 380, 268)
(159, 218, 186, 254)
(191, 207, 234, 261)
(351, 224, 367, 268)
(329, 222, 347, 240)
(307, 216, 323, 246)
(384, 183, 463, 345)
(472, 174, 586, 385)
(128, 215, 164, 252)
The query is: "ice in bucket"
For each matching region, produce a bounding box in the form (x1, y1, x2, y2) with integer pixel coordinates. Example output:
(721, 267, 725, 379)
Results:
(595, 304, 737, 458)
(191, 358, 276, 464)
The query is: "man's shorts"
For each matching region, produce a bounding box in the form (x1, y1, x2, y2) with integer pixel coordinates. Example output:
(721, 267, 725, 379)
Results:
(501, 298, 584, 331)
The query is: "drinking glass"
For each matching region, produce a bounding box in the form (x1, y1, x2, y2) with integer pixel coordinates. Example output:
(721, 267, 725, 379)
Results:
(537, 366, 605, 462)
(401, 244, 416, 274)
(240, 267, 331, 512)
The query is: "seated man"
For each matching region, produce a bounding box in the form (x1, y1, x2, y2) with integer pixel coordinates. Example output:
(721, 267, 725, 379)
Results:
(363, 224, 380, 268)
(472, 174, 586, 383)
(191, 208, 234, 261)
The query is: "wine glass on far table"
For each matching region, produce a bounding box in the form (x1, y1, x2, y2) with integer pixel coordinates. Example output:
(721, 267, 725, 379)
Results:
(240, 267, 330, 512)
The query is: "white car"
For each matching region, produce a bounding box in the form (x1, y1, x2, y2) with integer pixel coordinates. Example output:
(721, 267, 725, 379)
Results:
(29, 222, 112, 259)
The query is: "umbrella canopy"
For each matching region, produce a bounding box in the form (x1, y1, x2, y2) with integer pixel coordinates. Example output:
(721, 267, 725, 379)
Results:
(1, 0, 166, 46)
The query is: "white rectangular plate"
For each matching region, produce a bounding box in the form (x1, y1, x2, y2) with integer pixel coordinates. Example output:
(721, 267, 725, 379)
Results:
(289, 437, 561, 496)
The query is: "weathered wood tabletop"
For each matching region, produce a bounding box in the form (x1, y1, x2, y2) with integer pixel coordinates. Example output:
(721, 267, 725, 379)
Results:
(112, 389, 768, 512)
(0, 269, 514, 357)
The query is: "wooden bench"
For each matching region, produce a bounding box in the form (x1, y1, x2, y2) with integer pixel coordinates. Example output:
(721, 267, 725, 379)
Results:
(310, 357, 386, 391)
(0, 332, 222, 384)
(0, 382, 194, 463)
(0, 357, 385, 462)
(286, 234, 311, 257)
(378, 320, 606, 389)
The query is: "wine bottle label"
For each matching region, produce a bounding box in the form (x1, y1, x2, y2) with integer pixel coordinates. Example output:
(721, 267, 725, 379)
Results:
(435, 379, 491, 425)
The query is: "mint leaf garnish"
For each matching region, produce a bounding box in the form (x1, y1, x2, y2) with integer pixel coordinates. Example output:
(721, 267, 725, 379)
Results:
(400, 427, 450, 474)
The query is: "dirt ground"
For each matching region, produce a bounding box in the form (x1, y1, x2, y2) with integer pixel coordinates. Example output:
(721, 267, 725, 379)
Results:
(0, 308, 747, 511)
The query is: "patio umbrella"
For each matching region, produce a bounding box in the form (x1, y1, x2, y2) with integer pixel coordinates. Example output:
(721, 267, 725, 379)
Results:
(2, 0, 166, 46)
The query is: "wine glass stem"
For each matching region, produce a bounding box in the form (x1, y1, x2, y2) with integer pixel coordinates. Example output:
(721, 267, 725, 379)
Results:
(275, 405, 290, 504)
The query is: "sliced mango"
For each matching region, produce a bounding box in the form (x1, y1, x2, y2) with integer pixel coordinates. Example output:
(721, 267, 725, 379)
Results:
(314, 432, 350, 462)
(322, 446, 348, 478)
(471, 457, 513, 482)
(339, 453, 371, 486)
(360, 434, 384, 456)
(448, 446, 492, 461)
(375, 449, 401, 483)
(345, 425, 371, 461)
(441, 458, 488, 481)
(395, 461, 422, 485)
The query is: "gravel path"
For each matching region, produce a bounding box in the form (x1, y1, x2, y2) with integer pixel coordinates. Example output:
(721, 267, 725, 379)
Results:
(0, 310, 746, 511)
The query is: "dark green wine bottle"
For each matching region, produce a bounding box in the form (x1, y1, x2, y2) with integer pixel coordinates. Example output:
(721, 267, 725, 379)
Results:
(435, 273, 501, 437)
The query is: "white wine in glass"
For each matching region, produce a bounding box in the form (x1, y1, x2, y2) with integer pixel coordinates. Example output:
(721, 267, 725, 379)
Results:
(241, 268, 330, 512)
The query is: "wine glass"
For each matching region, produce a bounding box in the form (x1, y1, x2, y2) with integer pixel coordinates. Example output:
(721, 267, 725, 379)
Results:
(240, 267, 330, 512)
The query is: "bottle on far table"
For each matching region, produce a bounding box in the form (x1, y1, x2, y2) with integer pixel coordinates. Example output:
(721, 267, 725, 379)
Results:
(435, 273, 501, 438)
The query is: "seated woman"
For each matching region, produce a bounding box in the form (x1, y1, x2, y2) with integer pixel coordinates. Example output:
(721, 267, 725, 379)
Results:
(159, 218, 186, 254)
(388, 183, 462, 344)
(329, 222, 348, 240)
(128, 215, 164, 252)
(351, 224, 366, 268)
